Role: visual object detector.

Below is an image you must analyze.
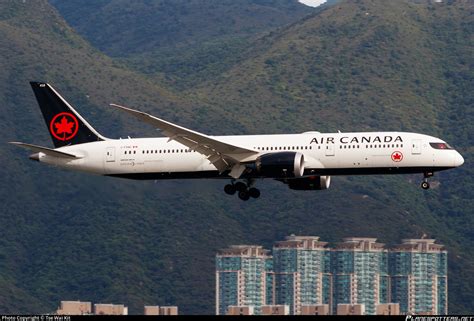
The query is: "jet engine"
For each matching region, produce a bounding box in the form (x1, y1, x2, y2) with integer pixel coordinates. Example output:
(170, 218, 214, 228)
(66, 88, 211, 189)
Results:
(287, 175, 331, 190)
(252, 152, 304, 178)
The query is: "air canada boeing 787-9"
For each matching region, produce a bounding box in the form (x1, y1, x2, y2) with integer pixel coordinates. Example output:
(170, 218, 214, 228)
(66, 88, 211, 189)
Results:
(10, 82, 464, 200)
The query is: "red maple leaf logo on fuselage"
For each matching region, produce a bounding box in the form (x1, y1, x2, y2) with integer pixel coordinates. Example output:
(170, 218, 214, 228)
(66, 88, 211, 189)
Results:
(391, 151, 403, 162)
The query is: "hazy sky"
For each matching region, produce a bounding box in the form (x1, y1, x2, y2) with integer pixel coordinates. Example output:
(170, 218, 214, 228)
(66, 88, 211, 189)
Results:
(298, 0, 327, 7)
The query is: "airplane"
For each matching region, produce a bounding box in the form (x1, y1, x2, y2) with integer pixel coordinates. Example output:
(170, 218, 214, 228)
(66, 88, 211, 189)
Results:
(10, 82, 464, 201)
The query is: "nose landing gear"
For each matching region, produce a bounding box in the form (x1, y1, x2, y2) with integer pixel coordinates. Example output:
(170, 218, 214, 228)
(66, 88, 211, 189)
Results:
(421, 172, 433, 190)
(421, 181, 430, 190)
(224, 179, 260, 200)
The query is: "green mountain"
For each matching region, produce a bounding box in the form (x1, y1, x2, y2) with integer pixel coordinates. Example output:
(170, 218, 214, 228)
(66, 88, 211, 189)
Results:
(48, 0, 312, 56)
(0, 0, 472, 315)
(48, 0, 315, 90)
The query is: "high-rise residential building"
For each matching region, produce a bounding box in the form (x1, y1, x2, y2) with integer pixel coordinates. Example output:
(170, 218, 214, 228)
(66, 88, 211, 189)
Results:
(272, 236, 331, 315)
(265, 255, 275, 306)
(215, 245, 270, 315)
(216, 237, 447, 315)
(389, 239, 447, 315)
(331, 238, 389, 315)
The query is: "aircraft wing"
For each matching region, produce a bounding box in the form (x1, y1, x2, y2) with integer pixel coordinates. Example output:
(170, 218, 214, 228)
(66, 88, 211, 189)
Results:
(9, 142, 82, 159)
(110, 104, 258, 177)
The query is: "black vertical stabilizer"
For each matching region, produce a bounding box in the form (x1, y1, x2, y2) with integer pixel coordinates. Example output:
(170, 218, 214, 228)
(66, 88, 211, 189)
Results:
(30, 82, 106, 148)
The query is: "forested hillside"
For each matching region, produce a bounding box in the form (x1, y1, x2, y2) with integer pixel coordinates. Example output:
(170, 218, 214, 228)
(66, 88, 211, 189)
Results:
(49, 0, 316, 90)
(49, 0, 312, 56)
(0, 0, 472, 314)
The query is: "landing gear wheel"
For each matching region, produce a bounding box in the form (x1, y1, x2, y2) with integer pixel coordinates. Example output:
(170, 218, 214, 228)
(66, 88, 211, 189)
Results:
(235, 182, 247, 192)
(224, 184, 236, 195)
(421, 181, 430, 190)
(248, 187, 260, 199)
(238, 190, 250, 201)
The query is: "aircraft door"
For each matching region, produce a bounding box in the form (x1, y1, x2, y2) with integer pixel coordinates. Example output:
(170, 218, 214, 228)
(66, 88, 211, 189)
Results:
(106, 147, 116, 162)
(411, 139, 421, 155)
(325, 144, 335, 156)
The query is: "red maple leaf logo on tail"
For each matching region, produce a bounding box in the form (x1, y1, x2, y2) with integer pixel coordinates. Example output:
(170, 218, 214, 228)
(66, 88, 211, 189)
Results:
(49, 112, 79, 141)
(55, 116, 75, 135)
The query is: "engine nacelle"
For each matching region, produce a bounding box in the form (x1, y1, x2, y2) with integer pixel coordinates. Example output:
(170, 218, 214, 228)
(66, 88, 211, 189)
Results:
(287, 176, 331, 190)
(253, 152, 304, 178)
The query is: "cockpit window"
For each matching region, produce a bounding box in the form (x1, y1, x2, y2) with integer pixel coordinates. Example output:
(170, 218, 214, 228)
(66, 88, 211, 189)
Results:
(430, 142, 453, 150)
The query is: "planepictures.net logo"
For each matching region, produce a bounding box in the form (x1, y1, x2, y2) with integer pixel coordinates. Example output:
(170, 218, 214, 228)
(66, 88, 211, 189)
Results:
(406, 316, 474, 321)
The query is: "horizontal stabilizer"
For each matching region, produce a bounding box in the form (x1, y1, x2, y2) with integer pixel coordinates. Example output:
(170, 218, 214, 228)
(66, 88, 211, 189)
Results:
(9, 142, 82, 159)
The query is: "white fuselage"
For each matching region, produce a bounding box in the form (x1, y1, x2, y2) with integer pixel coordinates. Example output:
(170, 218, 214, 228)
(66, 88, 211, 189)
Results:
(35, 132, 464, 180)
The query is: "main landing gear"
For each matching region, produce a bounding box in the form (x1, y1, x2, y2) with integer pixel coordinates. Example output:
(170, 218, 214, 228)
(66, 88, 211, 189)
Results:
(421, 172, 433, 190)
(224, 180, 260, 201)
